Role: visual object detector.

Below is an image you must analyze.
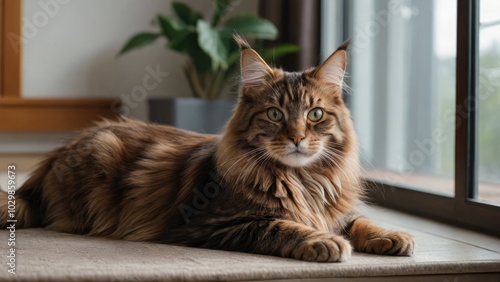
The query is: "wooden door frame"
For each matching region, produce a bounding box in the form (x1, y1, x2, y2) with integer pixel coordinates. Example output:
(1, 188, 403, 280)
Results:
(0, 0, 120, 132)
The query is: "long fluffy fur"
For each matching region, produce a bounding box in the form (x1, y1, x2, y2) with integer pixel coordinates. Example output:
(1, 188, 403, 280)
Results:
(0, 39, 414, 262)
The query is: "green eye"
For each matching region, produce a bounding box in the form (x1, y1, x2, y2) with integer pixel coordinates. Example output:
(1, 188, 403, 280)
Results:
(267, 107, 283, 122)
(308, 108, 323, 122)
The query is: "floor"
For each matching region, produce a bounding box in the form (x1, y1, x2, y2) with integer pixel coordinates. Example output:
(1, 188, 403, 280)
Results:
(0, 155, 499, 281)
(0, 205, 498, 281)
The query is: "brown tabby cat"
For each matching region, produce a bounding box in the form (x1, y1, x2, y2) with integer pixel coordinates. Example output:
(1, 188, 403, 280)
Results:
(0, 36, 414, 262)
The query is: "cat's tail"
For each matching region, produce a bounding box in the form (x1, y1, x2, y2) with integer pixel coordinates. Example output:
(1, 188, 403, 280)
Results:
(0, 155, 54, 229)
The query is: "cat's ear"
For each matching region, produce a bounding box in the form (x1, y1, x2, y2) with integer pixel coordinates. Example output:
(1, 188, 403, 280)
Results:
(234, 35, 273, 87)
(314, 38, 353, 87)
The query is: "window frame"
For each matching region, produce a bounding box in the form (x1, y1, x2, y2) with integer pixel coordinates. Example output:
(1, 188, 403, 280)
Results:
(365, 0, 500, 236)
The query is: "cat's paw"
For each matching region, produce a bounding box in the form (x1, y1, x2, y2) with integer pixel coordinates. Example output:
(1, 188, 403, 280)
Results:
(293, 235, 352, 262)
(364, 231, 414, 256)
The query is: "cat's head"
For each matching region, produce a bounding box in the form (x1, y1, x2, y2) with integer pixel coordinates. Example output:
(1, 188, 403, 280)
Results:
(225, 36, 356, 169)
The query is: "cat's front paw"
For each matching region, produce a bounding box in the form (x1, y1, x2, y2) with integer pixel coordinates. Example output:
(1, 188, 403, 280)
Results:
(293, 235, 352, 262)
(363, 231, 414, 256)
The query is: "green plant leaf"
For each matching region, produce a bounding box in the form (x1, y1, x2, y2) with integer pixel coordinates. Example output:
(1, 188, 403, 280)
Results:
(197, 20, 227, 71)
(189, 46, 212, 73)
(118, 32, 161, 56)
(221, 14, 278, 40)
(172, 2, 203, 26)
(211, 0, 236, 26)
(174, 32, 212, 74)
(168, 30, 193, 52)
(188, 46, 213, 73)
(260, 44, 301, 63)
(157, 14, 183, 40)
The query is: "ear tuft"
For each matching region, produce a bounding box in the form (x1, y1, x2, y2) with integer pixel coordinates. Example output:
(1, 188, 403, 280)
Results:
(237, 35, 273, 87)
(233, 34, 251, 51)
(315, 38, 352, 87)
(336, 37, 353, 51)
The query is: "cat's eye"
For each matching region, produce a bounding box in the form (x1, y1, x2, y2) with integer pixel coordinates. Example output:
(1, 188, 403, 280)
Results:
(267, 107, 283, 122)
(308, 108, 324, 122)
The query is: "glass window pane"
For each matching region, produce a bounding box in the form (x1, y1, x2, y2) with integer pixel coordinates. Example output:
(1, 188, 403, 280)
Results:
(478, 0, 500, 205)
(348, 0, 456, 196)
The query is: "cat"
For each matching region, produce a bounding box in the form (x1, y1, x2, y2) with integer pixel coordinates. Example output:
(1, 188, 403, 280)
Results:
(0, 36, 414, 262)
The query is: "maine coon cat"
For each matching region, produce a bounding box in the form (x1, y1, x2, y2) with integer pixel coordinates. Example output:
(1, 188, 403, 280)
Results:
(0, 36, 414, 262)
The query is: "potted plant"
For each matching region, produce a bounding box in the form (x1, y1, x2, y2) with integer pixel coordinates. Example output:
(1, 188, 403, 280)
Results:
(119, 0, 298, 133)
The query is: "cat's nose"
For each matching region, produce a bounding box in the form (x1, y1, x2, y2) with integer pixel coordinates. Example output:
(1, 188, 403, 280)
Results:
(290, 135, 305, 146)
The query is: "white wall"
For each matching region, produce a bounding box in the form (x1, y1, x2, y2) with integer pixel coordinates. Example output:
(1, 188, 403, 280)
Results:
(22, 0, 258, 119)
(1, 0, 258, 154)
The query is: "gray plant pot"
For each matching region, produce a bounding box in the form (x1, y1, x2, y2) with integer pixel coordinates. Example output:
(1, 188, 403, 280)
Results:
(148, 98, 236, 134)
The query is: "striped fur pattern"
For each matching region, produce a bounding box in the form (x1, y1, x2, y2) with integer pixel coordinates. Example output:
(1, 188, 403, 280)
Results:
(0, 37, 414, 262)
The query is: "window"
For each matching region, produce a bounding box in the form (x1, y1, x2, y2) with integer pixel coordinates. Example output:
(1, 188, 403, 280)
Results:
(348, 0, 457, 197)
(323, 0, 500, 235)
(478, 0, 500, 205)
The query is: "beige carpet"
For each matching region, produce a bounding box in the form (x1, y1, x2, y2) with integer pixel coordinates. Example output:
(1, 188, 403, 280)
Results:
(0, 209, 499, 281)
